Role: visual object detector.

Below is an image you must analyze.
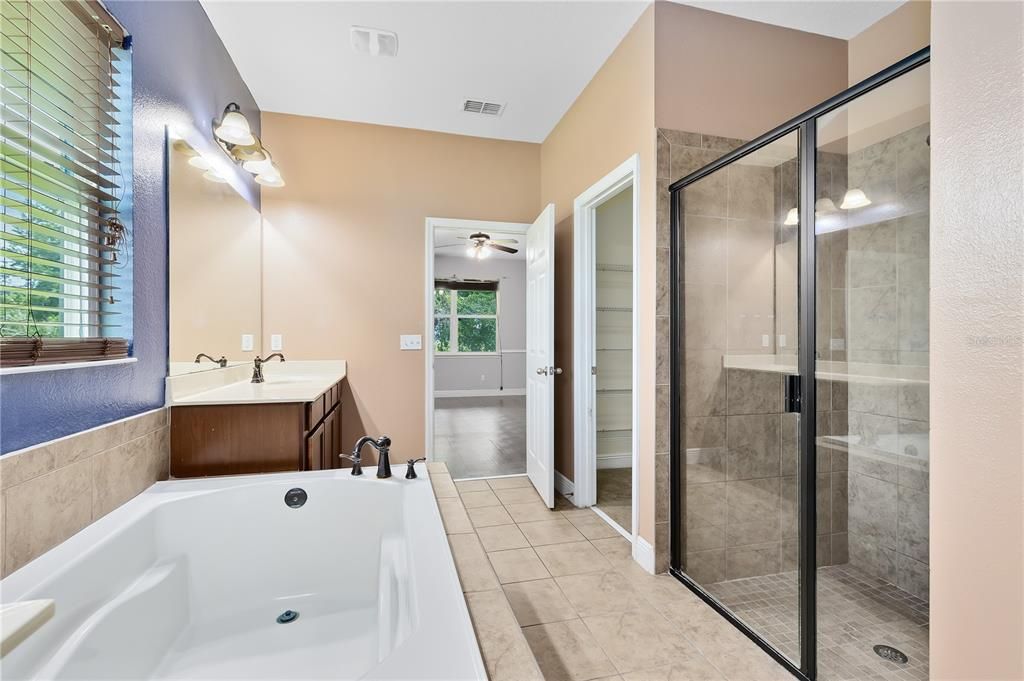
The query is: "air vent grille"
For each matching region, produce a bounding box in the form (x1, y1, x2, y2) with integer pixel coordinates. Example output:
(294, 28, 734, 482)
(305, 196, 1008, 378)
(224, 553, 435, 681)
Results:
(463, 99, 505, 116)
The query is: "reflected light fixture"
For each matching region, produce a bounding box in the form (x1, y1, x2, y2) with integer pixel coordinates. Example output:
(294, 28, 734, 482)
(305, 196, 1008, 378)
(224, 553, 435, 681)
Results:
(783, 208, 799, 226)
(814, 198, 838, 216)
(214, 103, 255, 146)
(840, 188, 872, 209)
(255, 172, 285, 188)
(203, 169, 228, 183)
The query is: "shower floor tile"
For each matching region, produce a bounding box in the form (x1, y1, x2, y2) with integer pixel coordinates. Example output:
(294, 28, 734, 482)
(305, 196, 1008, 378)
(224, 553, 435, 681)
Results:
(704, 564, 929, 681)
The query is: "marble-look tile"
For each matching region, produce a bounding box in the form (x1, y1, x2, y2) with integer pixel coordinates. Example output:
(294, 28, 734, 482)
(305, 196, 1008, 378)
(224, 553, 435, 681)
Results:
(489, 547, 550, 584)
(685, 416, 725, 450)
(426, 461, 449, 474)
(897, 485, 929, 563)
(456, 479, 491, 493)
(725, 541, 780, 580)
(847, 285, 898, 352)
(0, 443, 56, 490)
(897, 554, 929, 602)
(657, 132, 671, 180)
(656, 247, 670, 317)
(503, 578, 578, 626)
(848, 530, 898, 584)
(461, 489, 503, 508)
(478, 524, 531, 552)
(683, 549, 725, 584)
(567, 515, 622, 541)
(661, 129, 702, 149)
(583, 609, 703, 674)
(657, 179, 672, 247)
(621, 659, 725, 681)
(487, 475, 532, 490)
(535, 540, 613, 577)
(685, 447, 726, 485)
(898, 383, 929, 423)
(725, 414, 780, 480)
(683, 215, 728, 286)
(522, 619, 618, 681)
(465, 589, 544, 681)
(848, 382, 899, 417)
(831, 471, 848, 533)
(448, 533, 500, 592)
(685, 481, 726, 535)
(672, 147, 723, 189)
(727, 165, 774, 221)
(429, 472, 459, 499)
(656, 316, 670, 386)
(506, 500, 558, 523)
(684, 283, 727, 351)
(685, 350, 726, 418)
(468, 504, 515, 528)
(91, 428, 168, 520)
(494, 487, 542, 505)
(655, 386, 670, 453)
(556, 570, 649, 618)
(437, 497, 475, 534)
(848, 472, 897, 549)
(591, 536, 632, 560)
(3, 459, 93, 575)
(726, 370, 782, 415)
(122, 408, 167, 442)
(519, 518, 587, 546)
(702, 134, 745, 153)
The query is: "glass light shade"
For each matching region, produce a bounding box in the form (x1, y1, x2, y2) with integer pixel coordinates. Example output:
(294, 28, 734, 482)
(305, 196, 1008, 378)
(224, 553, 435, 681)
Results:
(188, 155, 212, 171)
(814, 198, 837, 215)
(783, 208, 799, 226)
(255, 172, 285, 188)
(478, 246, 491, 259)
(203, 169, 228, 183)
(214, 108, 255, 146)
(243, 152, 274, 175)
(840, 188, 872, 209)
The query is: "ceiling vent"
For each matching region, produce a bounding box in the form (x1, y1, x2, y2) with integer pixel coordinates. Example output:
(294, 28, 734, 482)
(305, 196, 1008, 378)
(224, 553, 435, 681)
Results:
(351, 26, 398, 57)
(463, 99, 505, 117)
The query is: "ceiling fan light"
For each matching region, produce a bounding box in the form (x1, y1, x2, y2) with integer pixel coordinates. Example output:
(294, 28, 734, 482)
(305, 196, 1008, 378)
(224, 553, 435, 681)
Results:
(840, 188, 872, 210)
(479, 246, 491, 259)
(214, 104, 255, 146)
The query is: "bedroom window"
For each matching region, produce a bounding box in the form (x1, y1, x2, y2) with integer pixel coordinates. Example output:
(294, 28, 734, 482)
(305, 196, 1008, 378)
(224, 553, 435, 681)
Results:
(433, 281, 499, 354)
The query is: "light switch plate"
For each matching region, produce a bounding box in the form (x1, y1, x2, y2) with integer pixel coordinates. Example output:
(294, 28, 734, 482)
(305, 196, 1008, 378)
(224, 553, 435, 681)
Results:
(400, 334, 422, 350)
(241, 334, 254, 352)
(271, 334, 283, 351)
(761, 334, 770, 348)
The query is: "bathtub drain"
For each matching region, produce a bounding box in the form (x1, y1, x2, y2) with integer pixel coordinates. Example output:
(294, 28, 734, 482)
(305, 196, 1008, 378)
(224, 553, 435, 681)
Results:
(277, 610, 299, 624)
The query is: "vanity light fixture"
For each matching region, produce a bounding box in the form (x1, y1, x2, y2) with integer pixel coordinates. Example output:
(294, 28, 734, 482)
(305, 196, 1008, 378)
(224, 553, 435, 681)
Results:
(214, 103, 255, 146)
(783, 208, 799, 226)
(814, 197, 838, 216)
(203, 169, 229, 183)
(840, 188, 872, 209)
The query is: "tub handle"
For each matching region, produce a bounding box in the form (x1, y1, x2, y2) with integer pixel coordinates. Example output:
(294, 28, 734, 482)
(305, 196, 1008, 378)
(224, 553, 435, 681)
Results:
(405, 458, 427, 479)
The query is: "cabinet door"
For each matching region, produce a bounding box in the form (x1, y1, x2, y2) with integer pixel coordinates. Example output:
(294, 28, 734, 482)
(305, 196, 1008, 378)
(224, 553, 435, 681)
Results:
(333, 405, 343, 469)
(306, 421, 324, 471)
(323, 408, 336, 470)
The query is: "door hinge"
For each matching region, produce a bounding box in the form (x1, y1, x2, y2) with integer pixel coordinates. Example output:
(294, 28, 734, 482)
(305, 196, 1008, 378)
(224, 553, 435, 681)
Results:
(784, 374, 801, 413)
(591, 365, 597, 375)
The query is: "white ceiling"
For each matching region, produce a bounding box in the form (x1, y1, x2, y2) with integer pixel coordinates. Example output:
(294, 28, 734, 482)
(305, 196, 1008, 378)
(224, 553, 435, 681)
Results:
(201, 1, 648, 143)
(676, 1, 905, 40)
(435, 228, 524, 260)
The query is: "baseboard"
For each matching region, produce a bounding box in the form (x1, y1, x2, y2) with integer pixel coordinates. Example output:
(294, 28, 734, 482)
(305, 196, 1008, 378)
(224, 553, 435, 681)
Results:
(555, 471, 575, 498)
(632, 536, 656, 574)
(434, 388, 526, 398)
(596, 453, 632, 470)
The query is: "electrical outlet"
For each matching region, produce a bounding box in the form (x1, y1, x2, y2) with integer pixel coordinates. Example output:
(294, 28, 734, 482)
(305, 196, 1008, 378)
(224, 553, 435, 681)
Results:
(241, 334, 254, 352)
(831, 338, 846, 351)
(778, 334, 787, 348)
(400, 334, 422, 350)
(761, 334, 770, 348)
(271, 334, 283, 351)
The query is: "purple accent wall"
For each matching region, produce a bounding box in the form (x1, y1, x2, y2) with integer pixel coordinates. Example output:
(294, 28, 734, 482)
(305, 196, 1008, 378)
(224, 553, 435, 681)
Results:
(0, 1, 259, 454)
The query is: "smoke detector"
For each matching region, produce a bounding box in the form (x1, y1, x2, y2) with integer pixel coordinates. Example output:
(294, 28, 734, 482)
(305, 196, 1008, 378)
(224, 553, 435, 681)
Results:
(351, 26, 398, 57)
(463, 99, 505, 117)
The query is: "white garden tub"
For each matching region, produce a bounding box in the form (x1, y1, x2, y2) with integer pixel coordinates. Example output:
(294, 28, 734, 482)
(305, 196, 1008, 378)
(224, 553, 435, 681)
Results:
(0, 467, 485, 680)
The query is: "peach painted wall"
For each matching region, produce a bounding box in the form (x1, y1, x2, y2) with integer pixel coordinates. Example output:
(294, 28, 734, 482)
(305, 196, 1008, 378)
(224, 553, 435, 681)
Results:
(539, 6, 657, 541)
(259, 115, 540, 458)
(930, 2, 1024, 678)
(848, 1, 930, 85)
(654, 2, 848, 140)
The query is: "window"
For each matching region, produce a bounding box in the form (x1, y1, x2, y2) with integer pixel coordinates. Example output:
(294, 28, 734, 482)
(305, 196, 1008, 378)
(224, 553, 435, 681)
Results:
(434, 281, 499, 353)
(0, 0, 133, 367)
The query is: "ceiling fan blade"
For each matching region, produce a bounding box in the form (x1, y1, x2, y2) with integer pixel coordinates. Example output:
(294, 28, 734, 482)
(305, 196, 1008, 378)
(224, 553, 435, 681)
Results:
(436, 243, 465, 248)
(489, 238, 519, 245)
(488, 243, 518, 254)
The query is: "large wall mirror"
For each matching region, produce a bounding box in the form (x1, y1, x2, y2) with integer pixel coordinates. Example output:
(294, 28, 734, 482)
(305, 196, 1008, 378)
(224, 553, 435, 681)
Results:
(167, 129, 262, 374)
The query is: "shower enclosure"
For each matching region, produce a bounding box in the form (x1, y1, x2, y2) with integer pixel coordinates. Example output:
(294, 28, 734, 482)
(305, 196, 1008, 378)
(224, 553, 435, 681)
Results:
(668, 48, 930, 681)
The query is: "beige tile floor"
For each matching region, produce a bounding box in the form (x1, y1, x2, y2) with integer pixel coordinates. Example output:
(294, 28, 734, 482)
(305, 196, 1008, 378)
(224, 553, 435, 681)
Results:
(595, 468, 631, 533)
(428, 462, 793, 681)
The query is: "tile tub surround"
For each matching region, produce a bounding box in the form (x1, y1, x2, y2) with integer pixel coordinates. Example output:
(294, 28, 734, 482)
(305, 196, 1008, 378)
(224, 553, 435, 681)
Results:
(429, 462, 793, 681)
(0, 408, 169, 577)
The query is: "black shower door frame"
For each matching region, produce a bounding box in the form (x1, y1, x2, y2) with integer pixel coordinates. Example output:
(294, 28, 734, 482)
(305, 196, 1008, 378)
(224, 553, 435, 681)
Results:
(667, 46, 931, 681)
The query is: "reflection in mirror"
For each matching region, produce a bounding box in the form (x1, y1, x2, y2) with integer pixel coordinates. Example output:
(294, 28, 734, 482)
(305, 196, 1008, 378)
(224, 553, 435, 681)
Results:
(168, 133, 262, 375)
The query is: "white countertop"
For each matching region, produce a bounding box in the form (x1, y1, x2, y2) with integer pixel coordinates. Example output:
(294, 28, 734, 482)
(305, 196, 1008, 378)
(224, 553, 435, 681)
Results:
(722, 354, 928, 385)
(167, 360, 347, 406)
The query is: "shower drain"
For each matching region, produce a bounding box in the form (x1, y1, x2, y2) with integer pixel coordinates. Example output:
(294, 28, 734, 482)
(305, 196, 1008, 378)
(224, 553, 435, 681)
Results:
(276, 610, 299, 624)
(873, 644, 909, 664)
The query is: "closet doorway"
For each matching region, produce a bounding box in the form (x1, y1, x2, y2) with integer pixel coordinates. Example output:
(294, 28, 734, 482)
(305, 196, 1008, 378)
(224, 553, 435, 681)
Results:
(573, 155, 639, 541)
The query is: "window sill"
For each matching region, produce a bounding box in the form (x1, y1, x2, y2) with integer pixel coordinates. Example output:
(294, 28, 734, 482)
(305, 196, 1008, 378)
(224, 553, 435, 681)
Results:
(0, 357, 137, 376)
(435, 352, 501, 358)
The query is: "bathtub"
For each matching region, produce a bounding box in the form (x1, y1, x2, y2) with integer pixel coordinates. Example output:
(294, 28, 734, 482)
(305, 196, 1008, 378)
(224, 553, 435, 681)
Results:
(0, 467, 485, 680)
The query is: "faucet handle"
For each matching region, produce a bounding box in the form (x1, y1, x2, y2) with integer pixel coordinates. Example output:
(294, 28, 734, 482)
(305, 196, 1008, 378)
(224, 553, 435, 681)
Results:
(404, 457, 427, 479)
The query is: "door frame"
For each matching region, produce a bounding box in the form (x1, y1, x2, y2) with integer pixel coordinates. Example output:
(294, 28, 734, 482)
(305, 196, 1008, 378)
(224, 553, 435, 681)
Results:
(423, 217, 531, 462)
(571, 154, 640, 545)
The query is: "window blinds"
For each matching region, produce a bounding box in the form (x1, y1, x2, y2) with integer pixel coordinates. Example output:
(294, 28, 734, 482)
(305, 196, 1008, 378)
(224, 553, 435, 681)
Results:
(434, 279, 498, 292)
(1, 0, 131, 367)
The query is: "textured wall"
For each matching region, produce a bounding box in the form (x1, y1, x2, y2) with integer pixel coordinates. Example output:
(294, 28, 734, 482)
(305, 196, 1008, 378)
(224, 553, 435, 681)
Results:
(931, 2, 1024, 678)
(0, 1, 259, 454)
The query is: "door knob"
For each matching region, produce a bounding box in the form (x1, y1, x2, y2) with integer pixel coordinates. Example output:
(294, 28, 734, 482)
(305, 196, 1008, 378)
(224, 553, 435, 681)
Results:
(551, 367, 563, 375)
(536, 367, 549, 376)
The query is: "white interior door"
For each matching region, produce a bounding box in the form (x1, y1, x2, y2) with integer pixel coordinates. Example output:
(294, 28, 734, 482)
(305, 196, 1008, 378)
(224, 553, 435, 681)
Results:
(526, 204, 556, 507)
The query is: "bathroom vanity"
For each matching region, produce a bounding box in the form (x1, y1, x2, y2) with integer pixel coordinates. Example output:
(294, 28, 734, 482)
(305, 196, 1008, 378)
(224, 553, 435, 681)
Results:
(167, 361, 348, 477)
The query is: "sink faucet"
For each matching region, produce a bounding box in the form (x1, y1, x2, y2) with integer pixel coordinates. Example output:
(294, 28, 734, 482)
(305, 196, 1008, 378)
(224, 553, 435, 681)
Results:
(251, 353, 285, 383)
(195, 353, 227, 368)
(344, 435, 393, 478)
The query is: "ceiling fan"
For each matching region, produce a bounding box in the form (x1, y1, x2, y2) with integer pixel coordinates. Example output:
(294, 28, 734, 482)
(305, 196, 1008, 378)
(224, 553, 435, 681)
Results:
(438, 232, 519, 259)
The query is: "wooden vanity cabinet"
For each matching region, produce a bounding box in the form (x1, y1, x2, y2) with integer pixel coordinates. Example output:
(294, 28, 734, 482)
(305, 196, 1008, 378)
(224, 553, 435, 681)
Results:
(171, 380, 345, 477)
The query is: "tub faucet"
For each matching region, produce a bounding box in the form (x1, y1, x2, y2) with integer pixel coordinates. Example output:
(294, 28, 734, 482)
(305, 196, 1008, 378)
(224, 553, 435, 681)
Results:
(195, 353, 227, 368)
(346, 435, 392, 478)
(251, 353, 285, 383)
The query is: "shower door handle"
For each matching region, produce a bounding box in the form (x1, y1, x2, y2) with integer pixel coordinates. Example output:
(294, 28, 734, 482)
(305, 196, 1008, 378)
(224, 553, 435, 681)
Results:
(784, 374, 801, 413)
